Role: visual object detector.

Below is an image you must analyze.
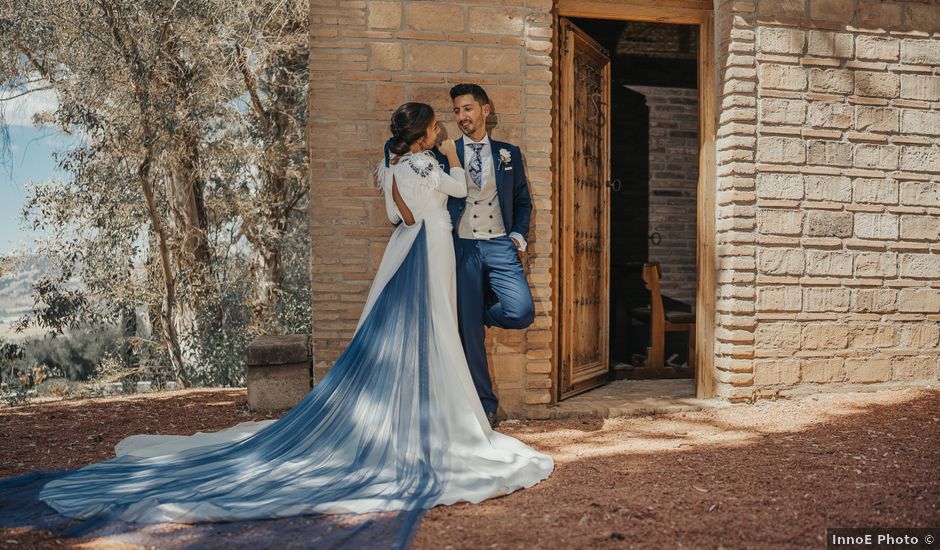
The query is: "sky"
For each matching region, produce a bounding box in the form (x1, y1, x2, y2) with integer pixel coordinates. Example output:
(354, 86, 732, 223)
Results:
(0, 87, 72, 255)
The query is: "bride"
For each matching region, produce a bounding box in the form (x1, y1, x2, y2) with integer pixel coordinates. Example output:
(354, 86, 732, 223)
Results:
(36, 102, 554, 525)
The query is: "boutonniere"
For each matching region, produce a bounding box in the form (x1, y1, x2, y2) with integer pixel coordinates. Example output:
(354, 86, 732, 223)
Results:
(497, 148, 512, 170)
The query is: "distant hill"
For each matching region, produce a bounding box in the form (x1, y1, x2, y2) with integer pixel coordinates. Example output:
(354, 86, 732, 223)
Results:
(0, 254, 47, 324)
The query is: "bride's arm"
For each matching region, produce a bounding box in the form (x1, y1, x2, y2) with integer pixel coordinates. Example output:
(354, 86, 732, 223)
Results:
(436, 168, 468, 198)
(435, 139, 467, 198)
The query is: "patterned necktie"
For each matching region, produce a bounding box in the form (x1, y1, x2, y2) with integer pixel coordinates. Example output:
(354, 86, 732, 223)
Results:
(468, 143, 485, 189)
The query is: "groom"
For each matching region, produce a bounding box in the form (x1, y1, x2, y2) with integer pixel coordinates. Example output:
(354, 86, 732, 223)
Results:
(435, 83, 535, 429)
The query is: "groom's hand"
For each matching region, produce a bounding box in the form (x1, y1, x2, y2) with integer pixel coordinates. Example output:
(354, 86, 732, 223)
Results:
(510, 237, 525, 263)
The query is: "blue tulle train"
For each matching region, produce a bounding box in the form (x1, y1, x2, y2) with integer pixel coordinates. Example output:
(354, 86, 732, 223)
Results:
(1, 224, 437, 548)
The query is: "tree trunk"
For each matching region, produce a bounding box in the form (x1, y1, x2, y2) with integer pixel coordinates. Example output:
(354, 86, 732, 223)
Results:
(166, 42, 212, 279)
(99, 0, 190, 387)
(142, 162, 190, 389)
(235, 40, 307, 322)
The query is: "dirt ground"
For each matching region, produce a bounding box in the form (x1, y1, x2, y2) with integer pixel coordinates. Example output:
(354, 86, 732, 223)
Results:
(1, 386, 938, 549)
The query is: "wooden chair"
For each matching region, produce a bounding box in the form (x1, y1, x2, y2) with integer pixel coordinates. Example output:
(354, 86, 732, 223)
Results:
(631, 262, 696, 373)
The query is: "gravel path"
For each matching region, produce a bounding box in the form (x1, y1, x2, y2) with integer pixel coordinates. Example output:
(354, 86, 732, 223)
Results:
(2, 386, 937, 548)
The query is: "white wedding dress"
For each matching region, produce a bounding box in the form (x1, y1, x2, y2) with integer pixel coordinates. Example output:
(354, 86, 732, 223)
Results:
(38, 150, 553, 525)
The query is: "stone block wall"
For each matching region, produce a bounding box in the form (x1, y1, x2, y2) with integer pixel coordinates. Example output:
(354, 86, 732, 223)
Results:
(631, 85, 700, 306)
(713, 0, 940, 400)
(308, 0, 555, 416)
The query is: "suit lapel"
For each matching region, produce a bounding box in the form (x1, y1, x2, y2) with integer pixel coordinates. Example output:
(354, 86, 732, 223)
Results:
(456, 137, 465, 169)
(489, 139, 505, 192)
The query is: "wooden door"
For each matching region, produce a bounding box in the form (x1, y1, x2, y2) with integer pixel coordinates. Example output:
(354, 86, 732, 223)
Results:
(554, 2, 718, 399)
(557, 19, 611, 400)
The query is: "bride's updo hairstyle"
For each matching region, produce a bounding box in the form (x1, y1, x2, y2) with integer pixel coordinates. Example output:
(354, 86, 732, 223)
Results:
(389, 102, 435, 155)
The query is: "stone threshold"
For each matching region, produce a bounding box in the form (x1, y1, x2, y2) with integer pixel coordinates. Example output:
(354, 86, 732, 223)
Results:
(520, 379, 940, 420)
(527, 379, 724, 420)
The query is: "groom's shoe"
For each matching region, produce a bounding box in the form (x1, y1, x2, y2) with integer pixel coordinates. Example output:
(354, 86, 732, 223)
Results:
(486, 410, 500, 429)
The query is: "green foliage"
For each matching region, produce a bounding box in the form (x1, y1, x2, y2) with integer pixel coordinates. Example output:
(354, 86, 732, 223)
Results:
(0, 0, 311, 388)
(0, 325, 127, 403)
(17, 274, 89, 334)
(21, 325, 127, 380)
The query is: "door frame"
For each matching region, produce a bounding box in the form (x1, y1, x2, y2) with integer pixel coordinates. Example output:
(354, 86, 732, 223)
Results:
(551, 0, 717, 401)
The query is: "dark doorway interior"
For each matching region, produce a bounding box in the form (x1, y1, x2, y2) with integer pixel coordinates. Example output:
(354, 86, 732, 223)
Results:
(569, 18, 699, 378)
(609, 84, 649, 364)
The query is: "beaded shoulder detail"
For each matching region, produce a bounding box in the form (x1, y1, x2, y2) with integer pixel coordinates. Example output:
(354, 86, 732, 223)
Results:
(374, 150, 442, 192)
(405, 151, 435, 178)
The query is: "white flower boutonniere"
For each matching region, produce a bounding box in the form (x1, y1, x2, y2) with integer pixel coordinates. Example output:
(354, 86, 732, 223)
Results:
(498, 148, 511, 170)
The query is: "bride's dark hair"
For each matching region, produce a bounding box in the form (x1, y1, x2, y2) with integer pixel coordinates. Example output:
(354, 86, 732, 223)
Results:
(388, 102, 435, 156)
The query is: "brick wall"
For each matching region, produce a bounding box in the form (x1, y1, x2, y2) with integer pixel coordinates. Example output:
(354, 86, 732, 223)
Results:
(308, 0, 939, 410)
(307, 0, 555, 417)
(713, 0, 940, 400)
(631, 85, 699, 306)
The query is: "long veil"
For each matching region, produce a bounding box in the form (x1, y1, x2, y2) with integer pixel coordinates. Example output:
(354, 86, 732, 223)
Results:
(0, 222, 441, 548)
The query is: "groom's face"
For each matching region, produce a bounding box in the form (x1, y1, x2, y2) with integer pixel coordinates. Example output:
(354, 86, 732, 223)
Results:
(453, 94, 490, 141)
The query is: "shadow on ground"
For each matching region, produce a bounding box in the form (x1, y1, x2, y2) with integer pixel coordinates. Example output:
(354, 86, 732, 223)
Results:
(1, 387, 937, 549)
(414, 388, 940, 549)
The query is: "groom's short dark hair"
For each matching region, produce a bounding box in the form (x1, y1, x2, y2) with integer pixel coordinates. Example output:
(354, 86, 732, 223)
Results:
(450, 83, 490, 106)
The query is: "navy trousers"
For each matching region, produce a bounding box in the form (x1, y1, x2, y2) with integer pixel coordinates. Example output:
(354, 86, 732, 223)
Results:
(455, 236, 535, 414)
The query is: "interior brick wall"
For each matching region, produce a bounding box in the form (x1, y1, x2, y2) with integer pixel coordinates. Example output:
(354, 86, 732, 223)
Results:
(630, 85, 700, 306)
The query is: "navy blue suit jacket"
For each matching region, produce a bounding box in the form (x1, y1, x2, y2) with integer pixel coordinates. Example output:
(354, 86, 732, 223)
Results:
(433, 137, 533, 240)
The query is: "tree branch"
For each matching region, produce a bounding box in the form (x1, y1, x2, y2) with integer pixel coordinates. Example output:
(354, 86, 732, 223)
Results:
(0, 87, 53, 101)
(234, 43, 268, 129)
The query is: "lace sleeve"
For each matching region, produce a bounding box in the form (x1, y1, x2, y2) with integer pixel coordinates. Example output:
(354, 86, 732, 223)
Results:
(436, 166, 468, 198)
